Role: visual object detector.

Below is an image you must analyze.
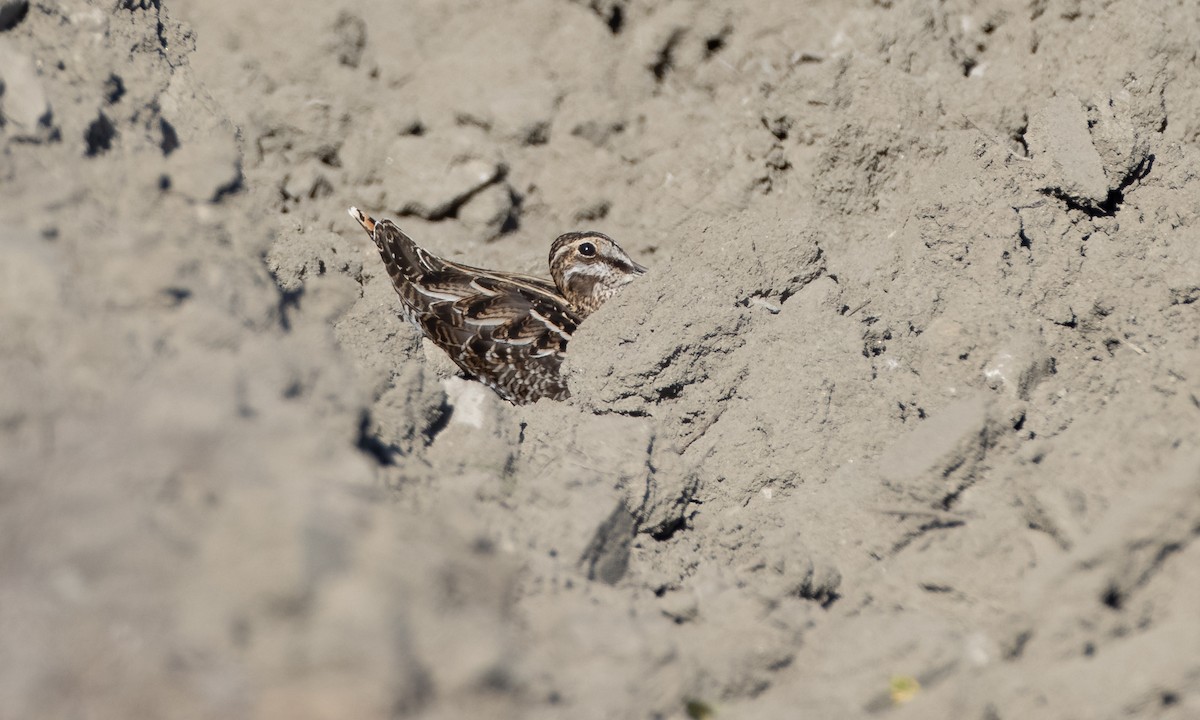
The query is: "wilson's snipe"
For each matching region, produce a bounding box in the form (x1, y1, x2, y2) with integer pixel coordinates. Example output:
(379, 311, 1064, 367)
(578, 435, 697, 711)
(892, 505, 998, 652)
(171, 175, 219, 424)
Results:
(349, 207, 646, 405)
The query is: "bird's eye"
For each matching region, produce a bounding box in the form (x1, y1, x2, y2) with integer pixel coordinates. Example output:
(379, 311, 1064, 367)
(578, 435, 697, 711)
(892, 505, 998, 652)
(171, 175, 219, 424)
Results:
(578, 242, 596, 257)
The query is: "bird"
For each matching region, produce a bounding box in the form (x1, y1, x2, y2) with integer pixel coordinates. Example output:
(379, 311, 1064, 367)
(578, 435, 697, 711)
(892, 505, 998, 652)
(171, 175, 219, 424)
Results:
(348, 207, 647, 405)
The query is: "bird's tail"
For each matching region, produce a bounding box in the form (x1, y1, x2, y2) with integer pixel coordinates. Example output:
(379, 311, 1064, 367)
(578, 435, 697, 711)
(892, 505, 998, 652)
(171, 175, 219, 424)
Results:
(348, 206, 441, 283)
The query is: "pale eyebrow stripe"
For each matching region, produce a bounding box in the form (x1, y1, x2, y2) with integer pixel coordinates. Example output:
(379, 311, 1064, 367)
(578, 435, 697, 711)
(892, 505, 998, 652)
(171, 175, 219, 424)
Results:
(561, 264, 608, 281)
(550, 243, 574, 265)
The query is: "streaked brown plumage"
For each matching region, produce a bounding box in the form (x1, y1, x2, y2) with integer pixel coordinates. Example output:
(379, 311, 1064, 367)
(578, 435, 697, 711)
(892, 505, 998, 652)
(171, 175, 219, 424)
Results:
(349, 207, 646, 404)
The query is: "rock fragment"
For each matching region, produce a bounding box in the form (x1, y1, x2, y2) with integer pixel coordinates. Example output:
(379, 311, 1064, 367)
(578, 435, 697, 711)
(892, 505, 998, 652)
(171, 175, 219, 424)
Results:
(877, 394, 1000, 504)
(0, 39, 54, 141)
(982, 333, 1055, 400)
(381, 132, 505, 220)
(1026, 94, 1109, 209)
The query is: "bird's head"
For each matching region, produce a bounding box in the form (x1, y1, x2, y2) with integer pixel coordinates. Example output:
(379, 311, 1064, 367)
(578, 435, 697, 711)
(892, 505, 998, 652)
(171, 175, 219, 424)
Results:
(549, 232, 647, 318)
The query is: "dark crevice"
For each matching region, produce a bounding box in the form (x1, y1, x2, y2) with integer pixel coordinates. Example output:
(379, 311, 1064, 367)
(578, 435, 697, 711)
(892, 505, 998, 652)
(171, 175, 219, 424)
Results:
(941, 491, 967, 513)
(795, 577, 840, 609)
(1012, 117, 1029, 156)
(275, 285, 303, 332)
(355, 409, 397, 466)
(862, 328, 891, 357)
(84, 112, 117, 157)
(1039, 153, 1155, 218)
(650, 29, 685, 83)
(0, 0, 29, 31)
(455, 113, 491, 132)
(1128, 540, 1186, 596)
(159, 118, 179, 155)
(601, 407, 650, 418)
(422, 399, 453, 445)
(118, 0, 162, 10)
(162, 287, 191, 306)
(761, 114, 792, 140)
(1005, 630, 1032, 660)
(211, 162, 245, 203)
(649, 515, 686, 541)
(656, 382, 685, 401)
(580, 504, 635, 584)
(891, 519, 966, 554)
(317, 146, 342, 167)
(1055, 314, 1078, 329)
(703, 26, 732, 58)
(104, 73, 126, 104)
(497, 187, 523, 236)
(1015, 210, 1033, 249)
(332, 11, 367, 68)
(522, 121, 549, 146)
(1170, 286, 1199, 305)
(499, 447, 518, 482)
(606, 4, 623, 34)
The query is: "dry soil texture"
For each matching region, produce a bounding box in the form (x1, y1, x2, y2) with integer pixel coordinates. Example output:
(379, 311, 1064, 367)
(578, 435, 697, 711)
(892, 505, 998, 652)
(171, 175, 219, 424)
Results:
(2, 0, 1199, 718)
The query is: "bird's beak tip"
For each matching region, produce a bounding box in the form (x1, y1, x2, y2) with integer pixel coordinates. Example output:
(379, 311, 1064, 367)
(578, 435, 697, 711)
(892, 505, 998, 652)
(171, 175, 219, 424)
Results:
(349, 206, 375, 233)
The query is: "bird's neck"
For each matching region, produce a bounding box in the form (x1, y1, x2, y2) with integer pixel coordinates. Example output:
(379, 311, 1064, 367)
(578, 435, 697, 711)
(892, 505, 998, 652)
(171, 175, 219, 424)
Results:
(556, 272, 603, 319)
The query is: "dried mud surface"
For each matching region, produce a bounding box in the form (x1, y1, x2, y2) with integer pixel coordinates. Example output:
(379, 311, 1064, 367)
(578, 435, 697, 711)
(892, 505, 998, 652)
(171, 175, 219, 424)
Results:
(2, 1, 1199, 718)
